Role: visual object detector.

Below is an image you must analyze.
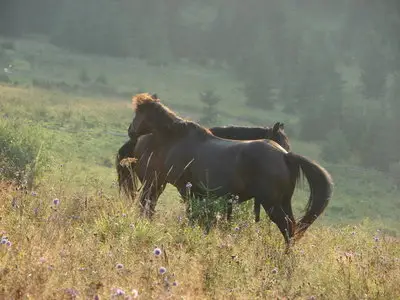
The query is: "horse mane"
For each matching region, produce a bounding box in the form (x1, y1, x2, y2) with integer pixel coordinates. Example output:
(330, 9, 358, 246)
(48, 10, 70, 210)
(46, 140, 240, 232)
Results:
(132, 93, 211, 137)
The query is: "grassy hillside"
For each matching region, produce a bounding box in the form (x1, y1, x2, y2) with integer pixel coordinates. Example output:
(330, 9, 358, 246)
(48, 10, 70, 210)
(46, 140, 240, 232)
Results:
(1, 37, 400, 299)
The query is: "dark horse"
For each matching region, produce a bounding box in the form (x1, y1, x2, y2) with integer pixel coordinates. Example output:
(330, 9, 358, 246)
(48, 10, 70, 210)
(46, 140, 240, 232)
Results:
(119, 93, 333, 247)
(117, 120, 290, 222)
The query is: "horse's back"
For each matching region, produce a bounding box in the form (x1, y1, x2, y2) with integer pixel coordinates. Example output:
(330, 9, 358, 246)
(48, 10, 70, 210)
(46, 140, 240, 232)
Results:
(209, 126, 267, 140)
(239, 140, 290, 180)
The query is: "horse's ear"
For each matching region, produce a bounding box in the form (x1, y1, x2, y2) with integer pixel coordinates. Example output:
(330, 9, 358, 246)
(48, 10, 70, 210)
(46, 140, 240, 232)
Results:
(279, 122, 284, 130)
(151, 93, 158, 100)
(272, 122, 281, 133)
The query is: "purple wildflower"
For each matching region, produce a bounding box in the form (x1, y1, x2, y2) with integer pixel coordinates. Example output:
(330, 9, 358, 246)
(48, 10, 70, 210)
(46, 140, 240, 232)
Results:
(186, 182, 192, 189)
(31, 191, 37, 196)
(1, 238, 7, 244)
(172, 281, 178, 287)
(153, 247, 162, 256)
(234, 226, 240, 232)
(53, 198, 60, 206)
(159, 267, 167, 275)
(116, 263, 124, 269)
(374, 236, 379, 242)
(93, 295, 100, 300)
(39, 257, 46, 263)
(271, 267, 278, 274)
(113, 288, 125, 296)
(6, 241, 11, 247)
(65, 288, 79, 297)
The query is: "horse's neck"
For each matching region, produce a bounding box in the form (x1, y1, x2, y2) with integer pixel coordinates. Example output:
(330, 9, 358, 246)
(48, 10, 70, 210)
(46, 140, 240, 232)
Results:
(264, 128, 273, 139)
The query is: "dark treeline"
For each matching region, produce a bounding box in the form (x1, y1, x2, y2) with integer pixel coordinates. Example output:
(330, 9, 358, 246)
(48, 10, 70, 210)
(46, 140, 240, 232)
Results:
(1, 0, 400, 173)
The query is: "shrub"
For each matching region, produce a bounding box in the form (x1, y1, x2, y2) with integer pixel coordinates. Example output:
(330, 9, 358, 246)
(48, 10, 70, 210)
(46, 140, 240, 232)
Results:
(198, 90, 221, 126)
(0, 118, 51, 187)
(186, 194, 228, 233)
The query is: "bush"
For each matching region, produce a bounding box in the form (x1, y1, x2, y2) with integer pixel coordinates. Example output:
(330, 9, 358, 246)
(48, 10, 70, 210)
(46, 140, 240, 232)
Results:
(198, 90, 221, 126)
(186, 193, 228, 233)
(0, 118, 51, 187)
(321, 129, 352, 163)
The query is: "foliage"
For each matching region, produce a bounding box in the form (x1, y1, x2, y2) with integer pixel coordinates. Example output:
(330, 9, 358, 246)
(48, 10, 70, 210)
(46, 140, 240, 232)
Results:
(186, 194, 228, 233)
(359, 33, 389, 101)
(0, 118, 50, 187)
(198, 90, 221, 126)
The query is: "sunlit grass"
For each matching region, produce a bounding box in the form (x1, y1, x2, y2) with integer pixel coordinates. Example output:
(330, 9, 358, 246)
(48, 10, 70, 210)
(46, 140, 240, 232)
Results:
(1, 176, 399, 299)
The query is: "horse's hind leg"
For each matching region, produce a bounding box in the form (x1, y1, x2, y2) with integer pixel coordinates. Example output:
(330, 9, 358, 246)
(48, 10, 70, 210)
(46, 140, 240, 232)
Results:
(262, 201, 295, 249)
(282, 197, 296, 240)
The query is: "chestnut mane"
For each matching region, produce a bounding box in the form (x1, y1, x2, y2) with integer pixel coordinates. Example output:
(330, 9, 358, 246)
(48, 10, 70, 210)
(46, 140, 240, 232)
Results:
(132, 93, 211, 137)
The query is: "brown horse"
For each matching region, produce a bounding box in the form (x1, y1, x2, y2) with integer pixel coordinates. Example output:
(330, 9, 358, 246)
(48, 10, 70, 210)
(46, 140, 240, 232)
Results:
(117, 122, 291, 222)
(122, 93, 333, 246)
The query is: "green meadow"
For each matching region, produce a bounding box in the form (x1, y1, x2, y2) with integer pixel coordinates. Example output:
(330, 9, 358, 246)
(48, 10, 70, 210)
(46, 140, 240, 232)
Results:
(0, 37, 399, 299)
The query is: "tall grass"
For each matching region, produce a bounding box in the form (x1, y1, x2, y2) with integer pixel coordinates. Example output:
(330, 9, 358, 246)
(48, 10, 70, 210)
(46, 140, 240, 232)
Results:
(1, 175, 399, 299)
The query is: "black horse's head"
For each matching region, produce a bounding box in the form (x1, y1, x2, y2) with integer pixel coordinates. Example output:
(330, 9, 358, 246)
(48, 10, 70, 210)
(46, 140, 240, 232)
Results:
(128, 93, 159, 139)
(271, 122, 291, 152)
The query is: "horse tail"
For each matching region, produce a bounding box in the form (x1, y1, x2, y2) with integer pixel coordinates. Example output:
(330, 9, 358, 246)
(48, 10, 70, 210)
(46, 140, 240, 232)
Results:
(284, 152, 333, 240)
(116, 138, 139, 200)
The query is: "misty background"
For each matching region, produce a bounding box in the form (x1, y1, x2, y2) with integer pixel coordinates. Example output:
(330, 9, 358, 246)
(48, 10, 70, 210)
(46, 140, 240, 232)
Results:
(1, 0, 400, 178)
